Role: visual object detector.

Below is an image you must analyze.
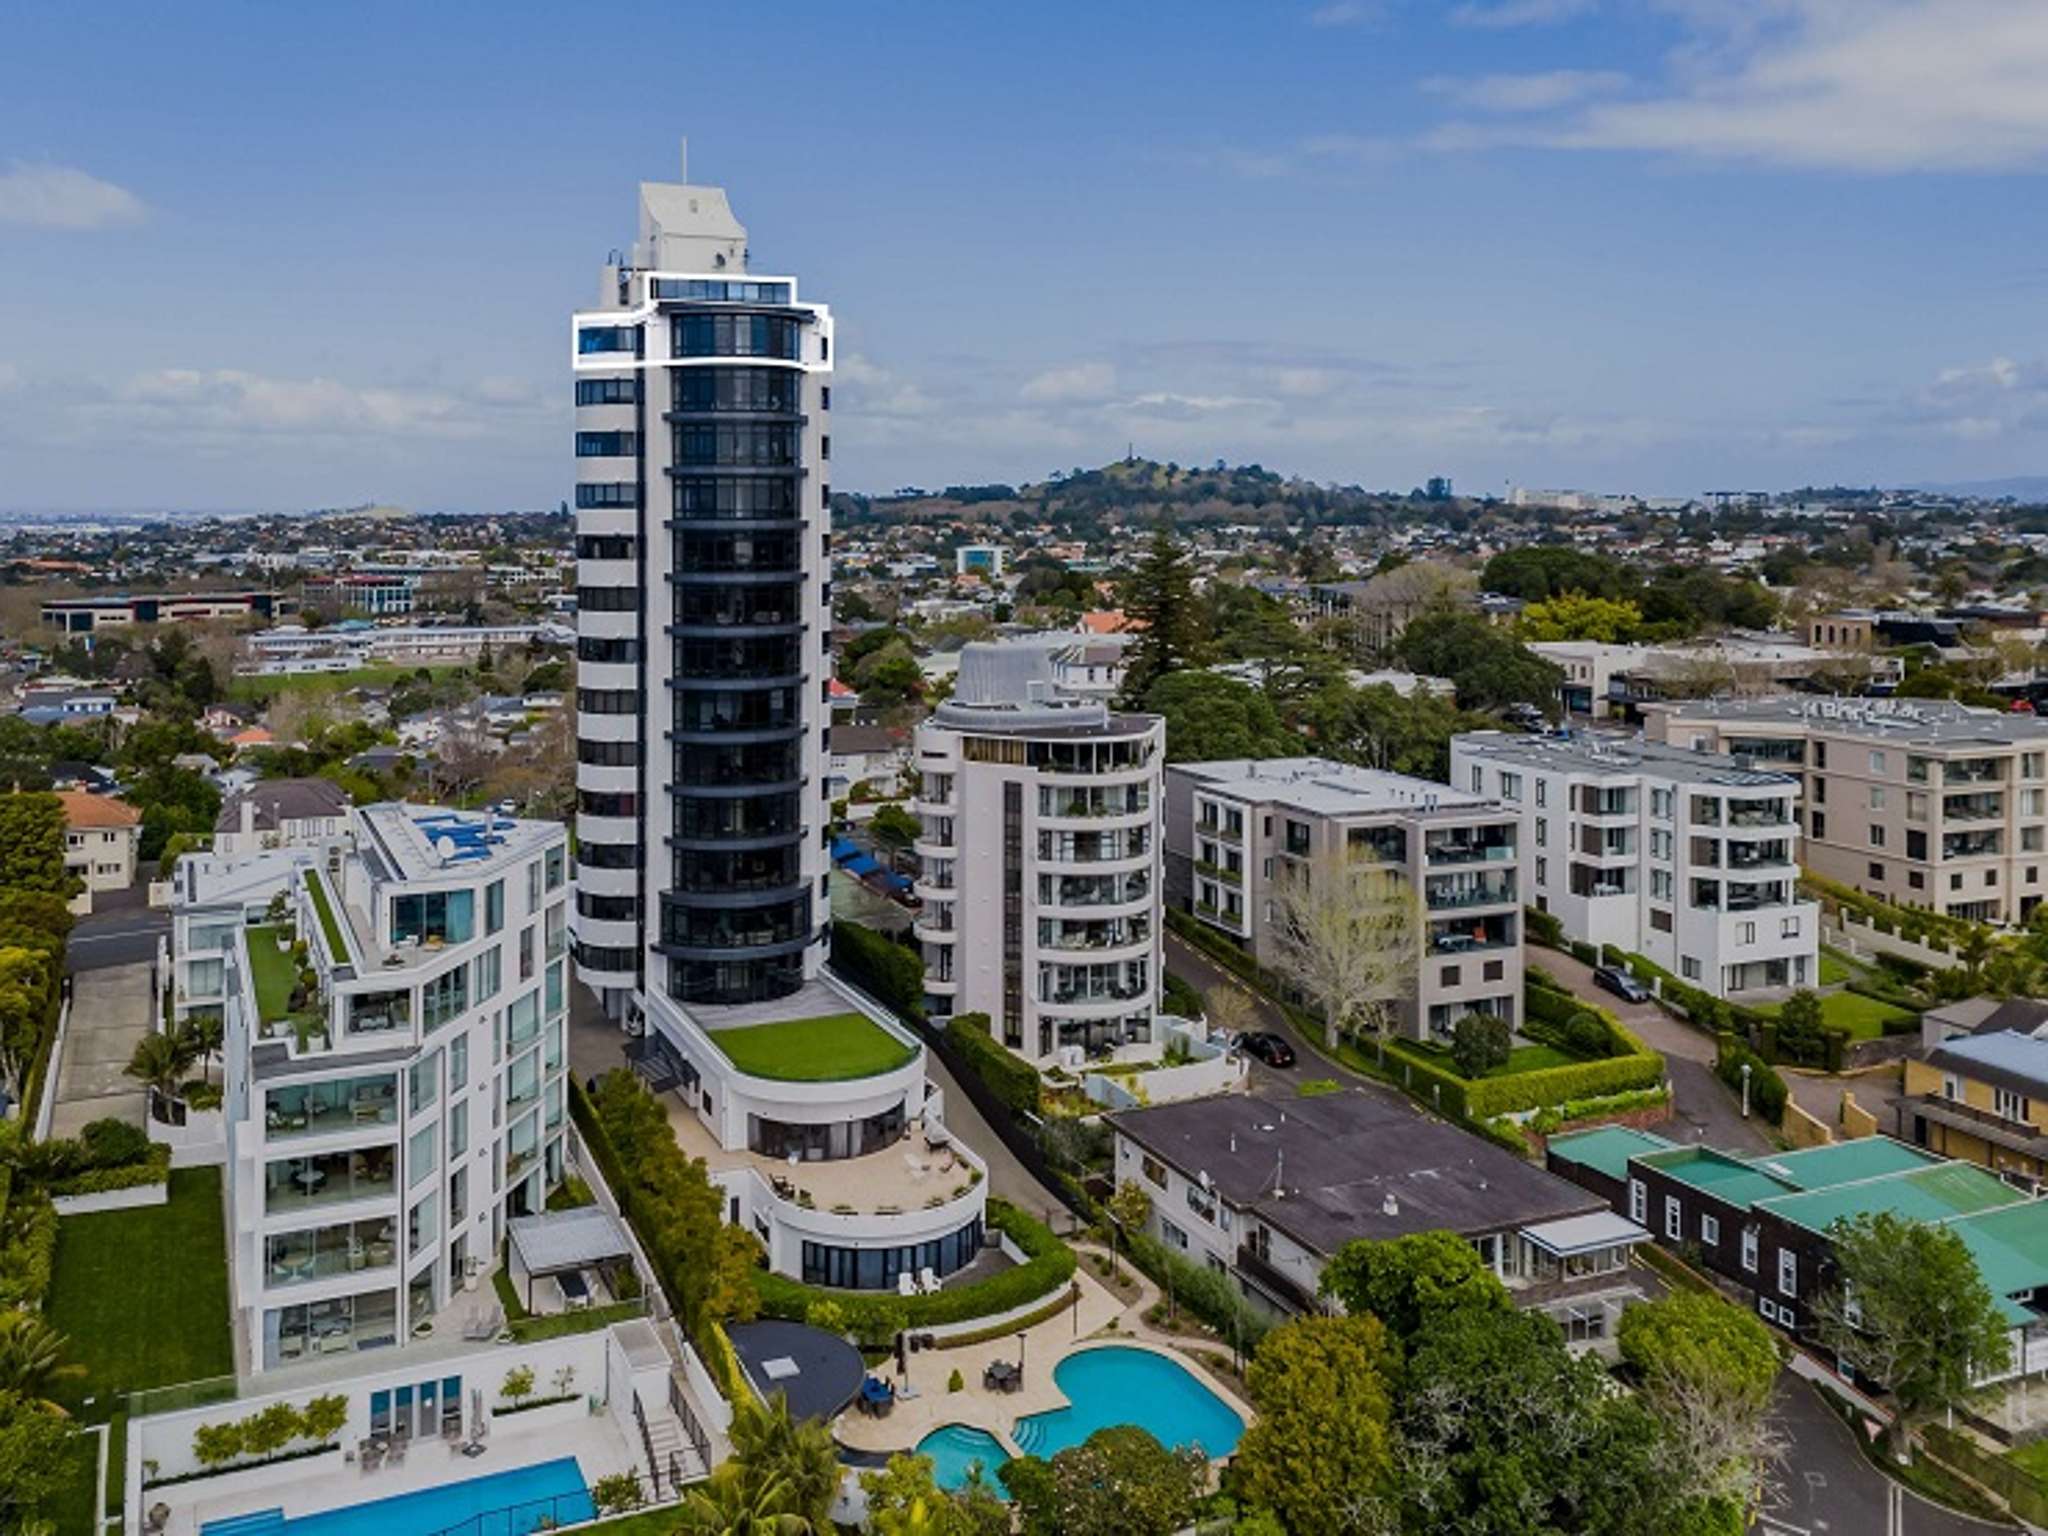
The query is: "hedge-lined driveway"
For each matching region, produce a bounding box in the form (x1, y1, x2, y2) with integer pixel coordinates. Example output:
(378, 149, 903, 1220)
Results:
(1534, 947, 1772, 1154)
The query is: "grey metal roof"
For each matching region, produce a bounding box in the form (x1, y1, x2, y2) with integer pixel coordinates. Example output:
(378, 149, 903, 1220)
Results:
(1927, 1030, 2048, 1097)
(1171, 757, 1501, 819)
(1654, 694, 2048, 748)
(1452, 730, 1801, 789)
(507, 1205, 632, 1276)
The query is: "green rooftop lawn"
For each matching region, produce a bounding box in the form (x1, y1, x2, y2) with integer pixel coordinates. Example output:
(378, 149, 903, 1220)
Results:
(45, 1168, 234, 1421)
(304, 869, 352, 963)
(1752, 988, 1913, 1041)
(244, 924, 298, 1023)
(706, 1011, 915, 1082)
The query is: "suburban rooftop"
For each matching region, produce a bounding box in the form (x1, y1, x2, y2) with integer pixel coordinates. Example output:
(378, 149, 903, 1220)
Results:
(1174, 756, 1502, 819)
(355, 802, 562, 884)
(1453, 730, 1804, 790)
(1648, 694, 2048, 748)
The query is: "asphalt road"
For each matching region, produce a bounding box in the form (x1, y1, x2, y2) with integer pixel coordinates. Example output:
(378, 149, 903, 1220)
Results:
(1756, 1377, 2017, 1536)
(66, 906, 168, 973)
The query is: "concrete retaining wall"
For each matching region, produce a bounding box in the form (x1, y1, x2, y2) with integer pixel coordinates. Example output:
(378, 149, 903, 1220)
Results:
(53, 1180, 169, 1215)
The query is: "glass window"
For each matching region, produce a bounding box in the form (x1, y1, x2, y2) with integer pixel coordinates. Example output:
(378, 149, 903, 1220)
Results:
(486, 880, 505, 935)
(409, 1052, 439, 1115)
(450, 1034, 469, 1091)
(390, 890, 475, 947)
(449, 1100, 468, 1159)
(545, 960, 565, 1018)
(423, 966, 469, 1033)
(545, 847, 565, 891)
(507, 990, 541, 1048)
(409, 1123, 437, 1187)
(409, 1192, 439, 1257)
(527, 862, 543, 916)
(474, 945, 502, 1003)
(265, 1074, 397, 1138)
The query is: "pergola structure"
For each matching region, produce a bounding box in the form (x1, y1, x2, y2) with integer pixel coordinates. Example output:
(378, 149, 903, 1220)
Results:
(505, 1205, 634, 1313)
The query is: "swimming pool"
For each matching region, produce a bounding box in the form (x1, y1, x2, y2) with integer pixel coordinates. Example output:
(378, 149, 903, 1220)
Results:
(915, 1346, 1245, 1491)
(199, 1455, 592, 1536)
(913, 1424, 1011, 1498)
(1011, 1346, 1243, 1462)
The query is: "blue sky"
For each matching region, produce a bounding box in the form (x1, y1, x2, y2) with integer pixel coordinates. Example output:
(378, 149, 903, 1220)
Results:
(5, 0, 2048, 512)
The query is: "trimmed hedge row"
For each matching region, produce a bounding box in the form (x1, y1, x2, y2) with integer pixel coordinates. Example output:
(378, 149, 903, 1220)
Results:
(1802, 871, 1971, 948)
(46, 1143, 171, 1198)
(831, 920, 925, 1020)
(944, 1012, 1040, 1119)
(1714, 1032, 1788, 1126)
(0, 1190, 56, 1307)
(933, 1283, 1080, 1350)
(751, 1199, 1076, 1337)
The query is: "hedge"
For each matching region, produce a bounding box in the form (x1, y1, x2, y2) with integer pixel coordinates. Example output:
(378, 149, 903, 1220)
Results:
(1523, 904, 1565, 950)
(944, 1013, 1040, 1119)
(831, 920, 925, 1020)
(1123, 1224, 1269, 1349)
(1714, 1032, 1787, 1126)
(933, 1283, 1081, 1349)
(750, 1199, 1075, 1337)
(45, 1144, 171, 1198)
(0, 1190, 56, 1307)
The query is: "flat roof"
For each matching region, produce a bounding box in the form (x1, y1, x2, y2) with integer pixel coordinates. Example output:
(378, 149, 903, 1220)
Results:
(1652, 694, 2048, 748)
(727, 1320, 866, 1423)
(1523, 1209, 1651, 1259)
(1758, 1160, 2023, 1236)
(1744, 1137, 1944, 1188)
(1170, 757, 1502, 820)
(356, 801, 562, 882)
(1108, 1088, 1603, 1257)
(507, 1206, 632, 1276)
(1546, 1125, 1676, 1183)
(1452, 731, 1801, 790)
(1946, 1202, 2048, 1323)
(1636, 1146, 1800, 1208)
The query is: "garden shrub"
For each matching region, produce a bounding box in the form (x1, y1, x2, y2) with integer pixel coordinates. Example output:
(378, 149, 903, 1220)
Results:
(1523, 904, 1565, 949)
(831, 920, 925, 1020)
(1715, 1033, 1787, 1125)
(945, 1013, 1040, 1118)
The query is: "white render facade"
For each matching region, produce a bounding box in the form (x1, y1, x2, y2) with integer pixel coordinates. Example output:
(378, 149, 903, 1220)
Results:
(1450, 731, 1817, 997)
(173, 803, 573, 1375)
(913, 641, 1165, 1067)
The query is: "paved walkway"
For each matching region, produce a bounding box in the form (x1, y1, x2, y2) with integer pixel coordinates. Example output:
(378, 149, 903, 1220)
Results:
(48, 959, 153, 1137)
(1531, 948, 1773, 1155)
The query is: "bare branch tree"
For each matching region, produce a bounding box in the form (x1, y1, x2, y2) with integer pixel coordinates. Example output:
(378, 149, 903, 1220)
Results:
(1266, 849, 1421, 1055)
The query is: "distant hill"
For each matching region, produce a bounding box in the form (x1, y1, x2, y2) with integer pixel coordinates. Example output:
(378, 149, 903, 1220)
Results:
(1911, 476, 2048, 502)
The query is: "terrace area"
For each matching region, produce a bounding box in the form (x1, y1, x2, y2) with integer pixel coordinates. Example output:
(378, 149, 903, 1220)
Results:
(703, 1010, 916, 1083)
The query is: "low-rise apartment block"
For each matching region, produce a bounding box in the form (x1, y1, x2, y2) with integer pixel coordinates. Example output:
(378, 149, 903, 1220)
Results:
(1164, 757, 1522, 1042)
(41, 590, 283, 632)
(1899, 1025, 2048, 1186)
(1109, 1089, 1648, 1343)
(1450, 731, 1818, 997)
(173, 802, 575, 1373)
(1646, 695, 2048, 924)
(913, 641, 1165, 1066)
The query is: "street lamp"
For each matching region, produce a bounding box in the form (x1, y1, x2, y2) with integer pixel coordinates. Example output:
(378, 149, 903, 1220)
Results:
(1741, 1061, 1752, 1119)
(1017, 1330, 1027, 1385)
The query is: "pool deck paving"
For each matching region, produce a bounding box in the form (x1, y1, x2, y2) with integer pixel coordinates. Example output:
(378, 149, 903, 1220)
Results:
(831, 1242, 1255, 1465)
(161, 1410, 644, 1536)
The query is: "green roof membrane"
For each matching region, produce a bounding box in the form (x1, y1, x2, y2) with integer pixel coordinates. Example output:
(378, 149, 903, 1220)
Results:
(1545, 1126, 1675, 1184)
(1760, 1161, 2024, 1237)
(1636, 1147, 1803, 1209)
(1741, 1137, 1942, 1189)
(1946, 1203, 2048, 1326)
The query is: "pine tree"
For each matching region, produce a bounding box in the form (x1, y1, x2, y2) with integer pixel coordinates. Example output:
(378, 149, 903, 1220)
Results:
(1121, 527, 1202, 702)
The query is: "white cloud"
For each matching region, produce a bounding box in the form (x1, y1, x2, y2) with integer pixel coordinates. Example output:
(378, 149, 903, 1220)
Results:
(1020, 361, 1118, 403)
(0, 161, 145, 229)
(837, 353, 935, 418)
(1450, 0, 1596, 28)
(94, 368, 539, 442)
(1420, 69, 1629, 113)
(1526, 2, 2048, 172)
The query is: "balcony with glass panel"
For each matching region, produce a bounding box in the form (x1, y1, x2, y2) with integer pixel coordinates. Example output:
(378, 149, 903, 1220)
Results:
(264, 1217, 395, 1288)
(1944, 829, 2003, 860)
(1726, 838, 1794, 872)
(1726, 879, 1791, 913)
(346, 989, 411, 1038)
(1577, 786, 1636, 818)
(1428, 912, 1516, 955)
(265, 1288, 399, 1368)
(1948, 757, 2007, 786)
(1944, 793, 2005, 823)
(1039, 828, 1150, 866)
(1038, 959, 1150, 1009)
(1425, 826, 1516, 865)
(1726, 798, 1794, 830)
(1039, 872, 1151, 909)
(1037, 916, 1151, 953)
(1040, 784, 1150, 820)
(265, 1146, 398, 1215)
(264, 1074, 399, 1140)
(1425, 870, 1517, 910)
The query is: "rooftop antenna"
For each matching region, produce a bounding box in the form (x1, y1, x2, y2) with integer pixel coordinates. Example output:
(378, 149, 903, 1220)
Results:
(679, 136, 689, 182)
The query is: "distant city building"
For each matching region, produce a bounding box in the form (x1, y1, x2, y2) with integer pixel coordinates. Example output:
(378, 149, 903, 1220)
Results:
(1451, 731, 1817, 997)
(304, 571, 419, 616)
(1165, 757, 1523, 1043)
(41, 590, 284, 633)
(913, 640, 1165, 1065)
(954, 544, 1006, 578)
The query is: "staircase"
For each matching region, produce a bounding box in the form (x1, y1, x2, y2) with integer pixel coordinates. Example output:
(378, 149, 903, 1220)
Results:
(633, 1389, 695, 1498)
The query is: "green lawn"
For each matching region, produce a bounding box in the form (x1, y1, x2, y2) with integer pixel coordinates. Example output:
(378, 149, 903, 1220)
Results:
(706, 1012, 916, 1082)
(2008, 1439, 2048, 1482)
(1493, 1044, 1579, 1076)
(1818, 947, 1856, 986)
(304, 870, 352, 963)
(243, 924, 298, 1023)
(46, 1428, 100, 1536)
(45, 1167, 235, 1420)
(1753, 988, 1913, 1041)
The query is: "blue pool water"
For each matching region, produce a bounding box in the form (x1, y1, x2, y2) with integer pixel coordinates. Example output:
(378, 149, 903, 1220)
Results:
(913, 1424, 1012, 1498)
(200, 1456, 592, 1536)
(1011, 1346, 1243, 1462)
(915, 1346, 1244, 1491)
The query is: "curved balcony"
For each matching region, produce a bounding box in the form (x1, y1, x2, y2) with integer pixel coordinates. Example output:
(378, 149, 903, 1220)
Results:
(1037, 989, 1151, 1021)
(913, 916, 957, 946)
(912, 836, 954, 863)
(576, 812, 638, 848)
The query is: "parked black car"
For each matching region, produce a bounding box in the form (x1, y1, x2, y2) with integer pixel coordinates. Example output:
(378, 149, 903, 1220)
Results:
(1238, 1031, 1297, 1068)
(1591, 964, 1649, 1004)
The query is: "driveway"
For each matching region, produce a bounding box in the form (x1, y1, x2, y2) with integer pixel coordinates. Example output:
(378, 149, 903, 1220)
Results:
(67, 902, 169, 974)
(1756, 1375, 2017, 1535)
(48, 959, 155, 1136)
(1532, 948, 1773, 1155)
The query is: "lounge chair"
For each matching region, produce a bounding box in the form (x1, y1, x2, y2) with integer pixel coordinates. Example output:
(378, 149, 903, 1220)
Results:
(918, 1267, 941, 1294)
(897, 1271, 917, 1298)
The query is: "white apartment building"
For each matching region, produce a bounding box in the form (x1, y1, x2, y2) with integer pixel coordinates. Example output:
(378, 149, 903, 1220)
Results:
(1450, 732, 1817, 997)
(1646, 695, 2048, 926)
(913, 641, 1166, 1067)
(1164, 759, 1523, 1042)
(565, 163, 988, 1293)
(172, 803, 574, 1374)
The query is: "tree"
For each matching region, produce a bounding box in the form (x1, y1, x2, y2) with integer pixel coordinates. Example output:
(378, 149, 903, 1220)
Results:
(1619, 1292, 1785, 1528)
(1139, 673, 1301, 762)
(1120, 528, 1204, 699)
(726, 1392, 841, 1533)
(1517, 593, 1644, 644)
(1106, 1180, 1152, 1278)
(1812, 1212, 2012, 1453)
(241, 1401, 303, 1458)
(1394, 612, 1562, 715)
(499, 1365, 536, 1408)
(0, 1389, 80, 1528)
(1233, 1314, 1394, 1534)
(675, 1465, 812, 1535)
(1005, 1425, 1205, 1536)
(1449, 1012, 1511, 1078)
(869, 803, 921, 869)
(1203, 984, 1255, 1041)
(1266, 850, 1419, 1055)
(191, 1417, 245, 1469)
(1483, 547, 1636, 602)
(0, 795, 74, 897)
(1319, 1230, 1511, 1341)
(300, 1392, 348, 1447)
(126, 1027, 199, 1122)
(0, 1313, 81, 1416)
(859, 1453, 1009, 1536)
(1772, 988, 1826, 1064)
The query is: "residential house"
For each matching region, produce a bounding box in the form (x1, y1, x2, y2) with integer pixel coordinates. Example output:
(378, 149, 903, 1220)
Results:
(214, 778, 354, 857)
(1899, 1028, 2048, 1185)
(57, 790, 141, 910)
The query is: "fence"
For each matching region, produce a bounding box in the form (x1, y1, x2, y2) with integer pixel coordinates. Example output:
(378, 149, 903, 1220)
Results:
(1921, 1423, 2048, 1526)
(914, 1017, 1090, 1225)
(424, 1468, 683, 1536)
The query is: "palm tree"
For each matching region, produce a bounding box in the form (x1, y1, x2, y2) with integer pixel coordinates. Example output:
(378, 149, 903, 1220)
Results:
(187, 1013, 224, 1085)
(673, 1469, 811, 1536)
(0, 1312, 83, 1416)
(725, 1393, 839, 1531)
(125, 1031, 187, 1122)
(1960, 924, 1996, 989)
